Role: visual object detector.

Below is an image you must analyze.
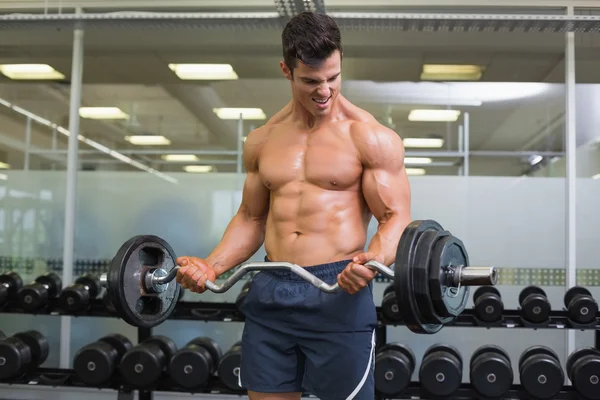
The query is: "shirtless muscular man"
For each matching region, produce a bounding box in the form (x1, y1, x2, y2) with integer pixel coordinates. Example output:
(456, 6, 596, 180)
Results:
(176, 11, 412, 400)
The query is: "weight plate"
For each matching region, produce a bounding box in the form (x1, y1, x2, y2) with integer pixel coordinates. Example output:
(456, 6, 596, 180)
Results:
(429, 235, 470, 318)
(520, 354, 564, 399)
(395, 220, 445, 334)
(107, 235, 181, 329)
(519, 286, 546, 306)
(414, 229, 454, 327)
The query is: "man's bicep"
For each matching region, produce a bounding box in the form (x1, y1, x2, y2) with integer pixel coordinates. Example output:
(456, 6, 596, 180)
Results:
(239, 171, 270, 220)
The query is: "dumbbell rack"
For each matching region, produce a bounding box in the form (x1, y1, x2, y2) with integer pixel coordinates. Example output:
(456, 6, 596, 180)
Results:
(1, 298, 600, 400)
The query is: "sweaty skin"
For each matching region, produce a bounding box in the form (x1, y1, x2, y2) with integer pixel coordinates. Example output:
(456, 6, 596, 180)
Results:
(176, 50, 411, 298)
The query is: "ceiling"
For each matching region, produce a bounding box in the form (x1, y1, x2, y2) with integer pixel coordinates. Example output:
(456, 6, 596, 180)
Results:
(0, 1, 598, 177)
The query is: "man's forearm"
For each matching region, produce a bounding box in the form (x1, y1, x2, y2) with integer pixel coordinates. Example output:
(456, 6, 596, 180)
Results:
(204, 212, 267, 277)
(367, 214, 411, 266)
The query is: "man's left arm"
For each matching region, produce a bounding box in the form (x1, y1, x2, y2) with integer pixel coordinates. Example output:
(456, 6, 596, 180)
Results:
(337, 122, 412, 294)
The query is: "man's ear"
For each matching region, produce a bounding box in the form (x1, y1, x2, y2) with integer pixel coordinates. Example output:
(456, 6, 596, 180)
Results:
(280, 60, 292, 81)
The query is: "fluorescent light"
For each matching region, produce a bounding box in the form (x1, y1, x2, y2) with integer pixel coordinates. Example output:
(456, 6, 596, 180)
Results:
(79, 107, 129, 120)
(404, 157, 432, 165)
(184, 165, 213, 173)
(161, 154, 199, 162)
(213, 108, 266, 120)
(406, 168, 426, 176)
(403, 138, 444, 148)
(168, 63, 239, 80)
(125, 135, 171, 145)
(421, 64, 483, 81)
(0, 173, 6, 180)
(0, 162, 9, 169)
(408, 109, 461, 122)
(0, 64, 65, 80)
(529, 155, 543, 166)
(592, 174, 600, 180)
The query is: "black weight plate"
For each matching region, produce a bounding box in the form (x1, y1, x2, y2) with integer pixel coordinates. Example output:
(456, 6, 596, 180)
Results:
(429, 235, 470, 318)
(218, 344, 243, 391)
(419, 350, 463, 397)
(520, 354, 564, 399)
(473, 286, 501, 301)
(395, 220, 445, 334)
(169, 345, 212, 389)
(564, 286, 592, 308)
(99, 333, 133, 357)
(375, 344, 415, 395)
(74, 341, 118, 386)
(519, 286, 546, 306)
(567, 347, 599, 381)
(188, 337, 223, 370)
(14, 331, 49, 366)
(414, 229, 454, 326)
(470, 351, 513, 398)
(519, 346, 559, 369)
(470, 345, 510, 369)
(0, 272, 22, 297)
(107, 235, 181, 329)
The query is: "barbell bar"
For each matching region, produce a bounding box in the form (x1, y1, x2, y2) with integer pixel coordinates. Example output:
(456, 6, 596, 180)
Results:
(98, 219, 499, 332)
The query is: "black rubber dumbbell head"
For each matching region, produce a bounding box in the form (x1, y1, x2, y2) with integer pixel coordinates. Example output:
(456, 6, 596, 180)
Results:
(519, 286, 550, 323)
(0, 272, 23, 298)
(0, 285, 6, 306)
(59, 275, 102, 313)
(0, 330, 49, 379)
(218, 341, 243, 392)
(473, 286, 503, 323)
(566, 347, 600, 400)
(518, 345, 564, 400)
(17, 272, 62, 311)
(381, 291, 402, 322)
(74, 333, 133, 386)
(169, 337, 223, 389)
(374, 343, 415, 396)
(469, 344, 513, 399)
(383, 284, 395, 297)
(119, 335, 177, 389)
(419, 344, 463, 398)
(564, 286, 598, 325)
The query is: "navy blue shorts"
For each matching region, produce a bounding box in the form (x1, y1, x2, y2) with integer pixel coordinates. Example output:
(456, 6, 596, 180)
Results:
(238, 258, 378, 399)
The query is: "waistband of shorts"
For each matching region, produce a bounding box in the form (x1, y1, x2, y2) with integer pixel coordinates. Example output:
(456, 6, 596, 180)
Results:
(262, 256, 351, 281)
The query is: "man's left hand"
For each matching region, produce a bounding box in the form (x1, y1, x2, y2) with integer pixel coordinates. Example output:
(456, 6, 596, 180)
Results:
(337, 252, 385, 295)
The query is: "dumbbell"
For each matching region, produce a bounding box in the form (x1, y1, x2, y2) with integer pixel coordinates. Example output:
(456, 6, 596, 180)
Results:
(419, 344, 463, 398)
(469, 344, 513, 398)
(567, 347, 600, 400)
(235, 279, 253, 314)
(169, 337, 222, 389)
(374, 343, 415, 396)
(218, 340, 243, 392)
(381, 284, 401, 322)
(0, 272, 23, 306)
(73, 333, 133, 386)
(119, 335, 177, 388)
(473, 286, 504, 323)
(518, 286, 551, 324)
(16, 272, 62, 312)
(119, 335, 177, 389)
(519, 346, 564, 399)
(0, 330, 49, 379)
(59, 274, 102, 313)
(564, 286, 598, 325)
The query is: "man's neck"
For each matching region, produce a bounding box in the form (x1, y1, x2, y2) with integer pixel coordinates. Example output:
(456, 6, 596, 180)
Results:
(290, 97, 342, 130)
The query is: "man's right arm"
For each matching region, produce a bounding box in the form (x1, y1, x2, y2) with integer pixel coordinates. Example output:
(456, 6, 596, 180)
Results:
(175, 127, 270, 292)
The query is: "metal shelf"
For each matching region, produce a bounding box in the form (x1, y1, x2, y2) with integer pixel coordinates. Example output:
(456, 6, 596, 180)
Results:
(1, 10, 600, 32)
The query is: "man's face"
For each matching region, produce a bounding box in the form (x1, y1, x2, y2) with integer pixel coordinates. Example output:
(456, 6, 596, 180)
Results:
(281, 50, 342, 118)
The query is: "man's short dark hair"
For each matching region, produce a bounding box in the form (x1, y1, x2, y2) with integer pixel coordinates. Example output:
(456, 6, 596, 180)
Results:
(281, 11, 342, 73)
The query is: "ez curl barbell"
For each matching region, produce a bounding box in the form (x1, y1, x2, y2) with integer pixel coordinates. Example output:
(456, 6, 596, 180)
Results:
(99, 220, 498, 333)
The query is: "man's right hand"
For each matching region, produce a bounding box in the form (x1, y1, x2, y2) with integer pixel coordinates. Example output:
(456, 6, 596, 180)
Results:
(175, 256, 218, 293)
